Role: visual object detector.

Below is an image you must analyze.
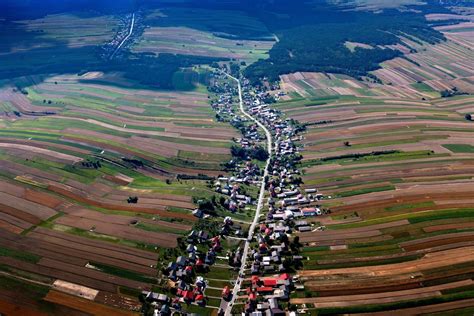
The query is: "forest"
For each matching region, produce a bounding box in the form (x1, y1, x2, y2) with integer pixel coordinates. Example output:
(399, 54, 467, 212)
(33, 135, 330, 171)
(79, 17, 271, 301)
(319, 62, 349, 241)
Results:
(243, 3, 448, 82)
(0, 0, 464, 89)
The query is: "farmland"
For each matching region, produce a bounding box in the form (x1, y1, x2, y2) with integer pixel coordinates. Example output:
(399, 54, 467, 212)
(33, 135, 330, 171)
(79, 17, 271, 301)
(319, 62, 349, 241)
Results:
(1, 0, 473, 315)
(273, 10, 474, 314)
(132, 8, 275, 64)
(0, 6, 245, 316)
(0, 13, 120, 80)
(0, 72, 238, 314)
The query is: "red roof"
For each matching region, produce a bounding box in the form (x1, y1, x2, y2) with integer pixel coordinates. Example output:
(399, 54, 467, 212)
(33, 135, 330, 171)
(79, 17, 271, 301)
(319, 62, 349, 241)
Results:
(195, 294, 204, 301)
(183, 291, 194, 300)
(196, 259, 204, 265)
(249, 292, 257, 300)
(279, 273, 290, 280)
(256, 287, 274, 293)
(185, 265, 193, 271)
(222, 286, 230, 296)
(263, 279, 277, 287)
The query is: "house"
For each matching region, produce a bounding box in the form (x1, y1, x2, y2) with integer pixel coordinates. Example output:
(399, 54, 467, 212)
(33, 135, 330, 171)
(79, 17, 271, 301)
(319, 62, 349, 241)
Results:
(301, 207, 317, 216)
(168, 270, 177, 281)
(166, 262, 177, 272)
(177, 280, 187, 290)
(186, 244, 196, 253)
(195, 294, 205, 305)
(160, 304, 171, 316)
(195, 276, 206, 288)
(251, 263, 260, 274)
(297, 226, 311, 232)
(198, 231, 209, 242)
(269, 308, 285, 316)
(256, 287, 274, 294)
(222, 286, 231, 300)
(176, 256, 186, 267)
(268, 298, 278, 309)
(249, 291, 257, 301)
(157, 294, 169, 303)
(257, 302, 270, 310)
(263, 278, 277, 287)
(187, 230, 198, 243)
(192, 209, 204, 218)
(277, 264, 286, 273)
(294, 220, 308, 227)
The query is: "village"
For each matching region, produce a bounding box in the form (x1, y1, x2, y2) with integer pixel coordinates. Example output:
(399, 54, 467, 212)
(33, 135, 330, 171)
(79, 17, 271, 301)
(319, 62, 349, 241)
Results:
(140, 67, 328, 316)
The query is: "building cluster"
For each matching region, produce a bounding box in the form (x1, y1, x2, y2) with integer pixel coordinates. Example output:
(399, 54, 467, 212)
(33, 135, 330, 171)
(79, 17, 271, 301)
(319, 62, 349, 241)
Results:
(100, 12, 142, 60)
(142, 230, 223, 315)
(143, 70, 323, 315)
(226, 75, 324, 315)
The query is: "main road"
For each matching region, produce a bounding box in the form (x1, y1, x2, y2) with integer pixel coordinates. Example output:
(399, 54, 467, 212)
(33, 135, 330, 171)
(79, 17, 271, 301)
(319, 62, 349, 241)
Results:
(110, 13, 135, 59)
(221, 72, 273, 316)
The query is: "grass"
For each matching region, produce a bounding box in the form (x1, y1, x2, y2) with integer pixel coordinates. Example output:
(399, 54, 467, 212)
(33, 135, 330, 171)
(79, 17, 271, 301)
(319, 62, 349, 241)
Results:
(334, 184, 395, 198)
(303, 254, 422, 270)
(0, 275, 49, 299)
(197, 266, 234, 280)
(0, 248, 41, 263)
(442, 144, 474, 153)
(48, 224, 158, 252)
(329, 209, 474, 230)
(300, 150, 440, 168)
(385, 201, 436, 212)
(90, 262, 157, 284)
(135, 222, 188, 235)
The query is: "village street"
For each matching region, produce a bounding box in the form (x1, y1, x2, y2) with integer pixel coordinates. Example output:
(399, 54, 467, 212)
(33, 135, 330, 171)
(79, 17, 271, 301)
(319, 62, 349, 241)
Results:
(220, 72, 274, 316)
(110, 12, 135, 59)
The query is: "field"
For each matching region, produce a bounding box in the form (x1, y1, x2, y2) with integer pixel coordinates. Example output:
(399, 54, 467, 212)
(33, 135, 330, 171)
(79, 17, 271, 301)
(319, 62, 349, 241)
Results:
(0, 13, 119, 80)
(132, 8, 275, 64)
(275, 13, 474, 314)
(0, 9, 241, 316)
(330, 0, 426, 11)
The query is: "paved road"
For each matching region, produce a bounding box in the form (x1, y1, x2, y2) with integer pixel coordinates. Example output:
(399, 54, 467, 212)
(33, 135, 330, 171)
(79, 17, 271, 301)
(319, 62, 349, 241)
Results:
(221, 72, 273, 316)
(110, 13, 135, 59)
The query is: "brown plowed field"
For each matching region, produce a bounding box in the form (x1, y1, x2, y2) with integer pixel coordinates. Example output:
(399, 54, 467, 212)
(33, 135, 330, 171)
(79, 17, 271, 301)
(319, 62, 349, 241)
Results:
(291, 279, 473, 307)
(0, 257, 116, 292)
(37, 258, 150, 290)
(47, 184, 195, 221)
(401, 232, 474, 252)
(55, 215, 178, 247)
(350, 298, 474, 315)
(300, 247, 474, 283)
(299, 220, 409, 243)
(44, 290, 138, 316)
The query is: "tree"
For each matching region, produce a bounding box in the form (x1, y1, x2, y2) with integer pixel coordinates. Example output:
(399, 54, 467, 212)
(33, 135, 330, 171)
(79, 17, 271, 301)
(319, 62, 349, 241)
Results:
(465, 113, 472, 121)
(127, 196, 138, 203)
